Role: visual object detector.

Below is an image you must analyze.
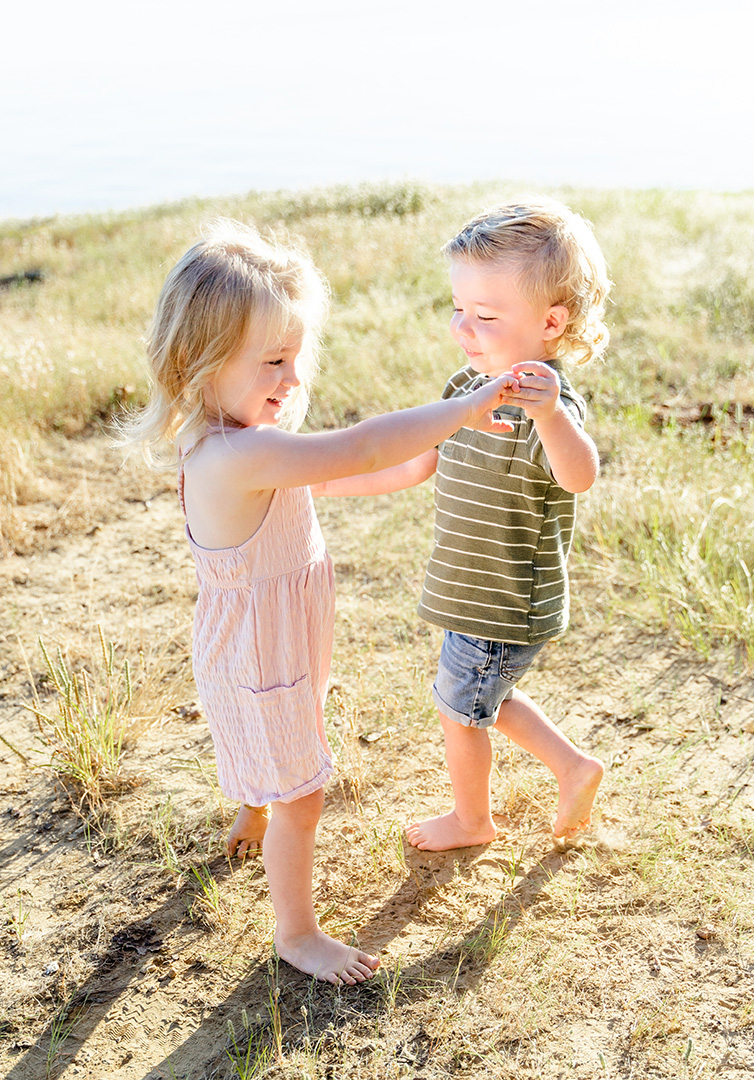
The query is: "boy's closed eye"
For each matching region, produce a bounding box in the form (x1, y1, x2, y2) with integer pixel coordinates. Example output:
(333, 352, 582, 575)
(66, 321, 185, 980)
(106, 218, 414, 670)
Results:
(452, 307, 497, 326)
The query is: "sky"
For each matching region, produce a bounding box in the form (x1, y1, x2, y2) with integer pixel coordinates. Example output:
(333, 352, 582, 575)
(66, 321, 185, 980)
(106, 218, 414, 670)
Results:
(1, 0, 753, 220)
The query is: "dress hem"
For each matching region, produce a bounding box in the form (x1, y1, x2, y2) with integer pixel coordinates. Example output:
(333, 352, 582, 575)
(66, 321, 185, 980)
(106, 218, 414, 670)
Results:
(222, 759, 335, 806)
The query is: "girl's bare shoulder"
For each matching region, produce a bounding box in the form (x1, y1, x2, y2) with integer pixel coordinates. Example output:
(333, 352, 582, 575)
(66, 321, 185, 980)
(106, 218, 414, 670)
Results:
(185, 426, 292, 494)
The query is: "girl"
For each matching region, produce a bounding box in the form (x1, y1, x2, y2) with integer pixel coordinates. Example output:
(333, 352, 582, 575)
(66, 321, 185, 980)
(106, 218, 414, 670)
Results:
(128, 218, 512, 986)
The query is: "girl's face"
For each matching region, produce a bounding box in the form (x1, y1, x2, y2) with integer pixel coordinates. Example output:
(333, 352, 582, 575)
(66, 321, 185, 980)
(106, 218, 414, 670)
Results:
(204, 327, 303, 428)
(449, 260, 566, 376)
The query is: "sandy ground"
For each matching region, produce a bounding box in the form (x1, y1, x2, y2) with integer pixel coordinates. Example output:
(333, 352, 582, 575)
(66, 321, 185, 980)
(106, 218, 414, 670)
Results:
(1, 434, 753, 1079)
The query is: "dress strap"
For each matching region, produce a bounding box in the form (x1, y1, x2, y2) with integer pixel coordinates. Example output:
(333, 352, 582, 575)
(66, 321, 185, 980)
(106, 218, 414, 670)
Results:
(177, 445, 188, 520)
(176, 419, 244, 522)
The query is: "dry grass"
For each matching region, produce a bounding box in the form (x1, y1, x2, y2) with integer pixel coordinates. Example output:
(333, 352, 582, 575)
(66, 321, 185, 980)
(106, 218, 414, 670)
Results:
(0, 181, 753, 1078)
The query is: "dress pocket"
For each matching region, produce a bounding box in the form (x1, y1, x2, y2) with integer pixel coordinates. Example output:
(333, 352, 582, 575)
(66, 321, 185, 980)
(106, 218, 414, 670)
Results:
(237, 676, 321, 777)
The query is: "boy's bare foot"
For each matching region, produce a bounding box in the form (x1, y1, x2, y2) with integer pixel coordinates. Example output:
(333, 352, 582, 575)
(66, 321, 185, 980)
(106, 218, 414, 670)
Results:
(274, 928, 379, 985)
(553, 756, 604, 839)
(227, 804, 270, 858)
(406, 810, 497, 852)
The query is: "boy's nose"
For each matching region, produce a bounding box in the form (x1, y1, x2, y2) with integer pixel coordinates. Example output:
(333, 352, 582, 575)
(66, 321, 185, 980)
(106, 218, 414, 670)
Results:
(456, 316, 475, 341)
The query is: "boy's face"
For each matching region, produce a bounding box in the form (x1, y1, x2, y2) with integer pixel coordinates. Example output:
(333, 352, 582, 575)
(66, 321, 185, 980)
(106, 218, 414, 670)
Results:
(449, 260, 566, 376)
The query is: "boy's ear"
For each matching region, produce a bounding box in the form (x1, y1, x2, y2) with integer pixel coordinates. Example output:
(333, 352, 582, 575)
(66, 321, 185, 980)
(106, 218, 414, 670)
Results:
(543, 304, 569, 340)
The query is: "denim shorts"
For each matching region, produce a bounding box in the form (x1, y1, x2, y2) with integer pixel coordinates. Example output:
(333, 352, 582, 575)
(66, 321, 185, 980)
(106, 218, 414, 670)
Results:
(432, 631, 546, 729)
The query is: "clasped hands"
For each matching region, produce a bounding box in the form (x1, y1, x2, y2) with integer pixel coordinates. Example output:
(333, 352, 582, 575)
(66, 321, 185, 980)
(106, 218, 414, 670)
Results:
(496, 360, 561, 421)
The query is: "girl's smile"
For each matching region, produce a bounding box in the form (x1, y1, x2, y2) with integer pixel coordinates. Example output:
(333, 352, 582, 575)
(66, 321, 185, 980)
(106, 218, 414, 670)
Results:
(205, 329, 303, 427)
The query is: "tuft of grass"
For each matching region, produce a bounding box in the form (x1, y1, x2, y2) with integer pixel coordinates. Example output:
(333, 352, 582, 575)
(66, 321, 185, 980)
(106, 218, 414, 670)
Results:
(461, 909, 512, 965)
(25, 628, 136, 809)
(575, 424, 754, 661)
(367, 814, 407, 875)
(43, 996, 82, 1079)
(20, 624, 191, 822)
(1, 890, 31, 946)
(225, 1009, 273, 1079)
(188, 863, 230, 931)
(225, 970, 288, 1076)
(148, 796, 183, 874)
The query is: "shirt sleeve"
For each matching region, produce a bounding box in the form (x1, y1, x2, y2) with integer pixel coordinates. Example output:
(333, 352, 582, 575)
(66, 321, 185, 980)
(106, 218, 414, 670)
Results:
(526, 390, 587, 481)
(442, 366, 475, 400)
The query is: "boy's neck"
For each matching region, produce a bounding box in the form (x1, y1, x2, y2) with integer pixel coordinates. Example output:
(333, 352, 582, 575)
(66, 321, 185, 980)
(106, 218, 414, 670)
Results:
(472, 356, 559, 379)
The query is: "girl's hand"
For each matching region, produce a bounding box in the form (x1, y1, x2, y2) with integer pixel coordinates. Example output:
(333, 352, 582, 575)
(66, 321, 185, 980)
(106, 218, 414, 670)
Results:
(499, 360, 560, 420)
(464, 374, 517, 432)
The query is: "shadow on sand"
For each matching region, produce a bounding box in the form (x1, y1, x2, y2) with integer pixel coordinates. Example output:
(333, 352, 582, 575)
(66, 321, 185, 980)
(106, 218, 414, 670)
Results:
(5, 834, 576, 1079)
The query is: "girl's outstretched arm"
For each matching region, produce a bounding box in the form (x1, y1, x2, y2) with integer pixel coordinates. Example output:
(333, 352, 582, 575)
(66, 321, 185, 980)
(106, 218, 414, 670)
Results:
(311, 449, 438, 498)
(214, 377, 512, 494)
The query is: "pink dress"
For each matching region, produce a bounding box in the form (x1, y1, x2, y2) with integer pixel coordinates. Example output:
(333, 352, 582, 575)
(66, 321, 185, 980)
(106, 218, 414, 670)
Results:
(179, 471, 336, 805)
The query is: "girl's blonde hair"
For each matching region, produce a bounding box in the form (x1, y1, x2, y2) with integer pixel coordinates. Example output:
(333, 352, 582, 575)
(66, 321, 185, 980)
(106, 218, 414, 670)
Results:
(442, 197, 611, 365)
(124, 217, 328, 465)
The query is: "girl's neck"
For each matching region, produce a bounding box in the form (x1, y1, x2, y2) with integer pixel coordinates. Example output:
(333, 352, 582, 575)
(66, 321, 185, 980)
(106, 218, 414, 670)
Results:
(204, 411, 247, 433)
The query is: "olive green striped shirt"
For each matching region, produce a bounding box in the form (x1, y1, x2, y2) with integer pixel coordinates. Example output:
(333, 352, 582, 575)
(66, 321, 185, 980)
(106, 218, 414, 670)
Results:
(417, 364, 586, 645)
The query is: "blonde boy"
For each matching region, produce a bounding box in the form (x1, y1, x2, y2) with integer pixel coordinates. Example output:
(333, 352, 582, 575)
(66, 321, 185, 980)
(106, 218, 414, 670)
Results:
(407, 198, 609, 851)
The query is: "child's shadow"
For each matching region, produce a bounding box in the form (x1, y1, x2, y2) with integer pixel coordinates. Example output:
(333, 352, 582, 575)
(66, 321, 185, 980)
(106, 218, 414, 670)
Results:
(1, 855, 271, 1080)
(360, 839, 576, 978)
(4, 844, 574, 1080)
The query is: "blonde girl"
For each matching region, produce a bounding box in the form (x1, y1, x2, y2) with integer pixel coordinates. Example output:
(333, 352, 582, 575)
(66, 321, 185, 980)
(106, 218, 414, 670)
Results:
(129, 218, 512, 985)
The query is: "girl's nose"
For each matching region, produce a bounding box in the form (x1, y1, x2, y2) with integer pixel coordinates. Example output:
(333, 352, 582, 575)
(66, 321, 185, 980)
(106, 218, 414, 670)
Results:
(281, 360, 300, 387)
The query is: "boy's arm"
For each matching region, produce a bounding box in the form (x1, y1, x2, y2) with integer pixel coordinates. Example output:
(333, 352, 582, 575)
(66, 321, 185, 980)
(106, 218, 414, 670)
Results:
(500, 361, 598, 493)
(531, 405, 599, 493)
(311, 449, 437, 498)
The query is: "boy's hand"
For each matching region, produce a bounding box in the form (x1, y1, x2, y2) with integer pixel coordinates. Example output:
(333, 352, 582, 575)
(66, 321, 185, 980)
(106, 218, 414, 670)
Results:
(499, 360, 561, 421)
(465, 375, 516, 432)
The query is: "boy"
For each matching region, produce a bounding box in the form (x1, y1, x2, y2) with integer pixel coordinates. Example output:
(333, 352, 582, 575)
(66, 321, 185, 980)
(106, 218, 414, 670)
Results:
(407, 198, 609, 852)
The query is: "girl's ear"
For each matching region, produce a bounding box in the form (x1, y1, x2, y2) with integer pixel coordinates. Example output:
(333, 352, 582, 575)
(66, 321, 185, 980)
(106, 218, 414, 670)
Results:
(543, 304, 569, 340)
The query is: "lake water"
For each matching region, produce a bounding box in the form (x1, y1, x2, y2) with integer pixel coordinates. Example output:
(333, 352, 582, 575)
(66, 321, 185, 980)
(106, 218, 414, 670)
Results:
(2, 0, 752, 222)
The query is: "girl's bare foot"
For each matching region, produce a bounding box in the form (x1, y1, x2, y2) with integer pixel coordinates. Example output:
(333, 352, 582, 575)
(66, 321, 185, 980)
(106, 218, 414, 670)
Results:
(227, 804, 270, 858)
(406, 809, 496, 852)
(274, 927, 379, 985)
(553, 756, 604, 839)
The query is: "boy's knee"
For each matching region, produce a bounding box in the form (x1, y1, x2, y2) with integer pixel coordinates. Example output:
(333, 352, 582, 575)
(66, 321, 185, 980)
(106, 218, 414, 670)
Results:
(440, 712, 490, 742)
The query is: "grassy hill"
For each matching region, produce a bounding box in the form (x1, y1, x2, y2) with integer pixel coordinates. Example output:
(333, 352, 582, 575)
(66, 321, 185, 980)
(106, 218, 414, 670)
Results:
(2, 179, 753, 656)
(0, 181, 752, 1079)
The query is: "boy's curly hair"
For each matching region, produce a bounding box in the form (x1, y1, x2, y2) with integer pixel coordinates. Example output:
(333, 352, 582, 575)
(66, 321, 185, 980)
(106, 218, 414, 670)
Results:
(442, 198, 611, 364)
